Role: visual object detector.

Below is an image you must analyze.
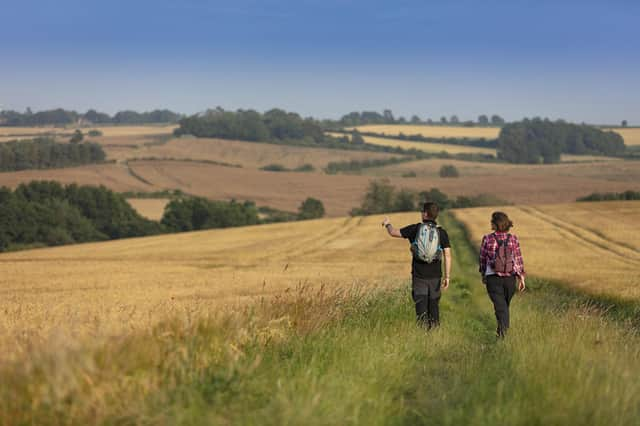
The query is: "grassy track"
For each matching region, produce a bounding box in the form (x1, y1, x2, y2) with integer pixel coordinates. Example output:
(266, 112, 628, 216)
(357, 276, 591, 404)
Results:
(4, 214, 640, 425)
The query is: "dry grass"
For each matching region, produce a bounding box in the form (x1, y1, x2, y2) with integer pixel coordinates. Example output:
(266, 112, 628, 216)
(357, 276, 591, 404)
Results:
(106, 137, 399, 167)
(452, 201, 640, 300)
(349, 124, 501, 139)
(126, 198, 170, 220)
(0, 212, 418, 363)
(604, 128, 640, 146)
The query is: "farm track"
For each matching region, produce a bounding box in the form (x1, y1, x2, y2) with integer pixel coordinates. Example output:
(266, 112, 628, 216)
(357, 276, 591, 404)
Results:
(516, 206, 640, 267)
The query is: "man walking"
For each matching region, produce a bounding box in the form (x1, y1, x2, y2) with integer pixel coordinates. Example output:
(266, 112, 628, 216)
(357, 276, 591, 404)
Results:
(382, 202, 452, 328)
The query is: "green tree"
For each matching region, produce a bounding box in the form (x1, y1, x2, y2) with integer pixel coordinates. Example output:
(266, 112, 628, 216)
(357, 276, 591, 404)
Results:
(478, 115, 489, 125)
(439, 164, 460, 178)
(621, 120, 628, 127)
(298, 198, 325, 220)
(491, 115, 505, 125)
(70, 130, 84, 144)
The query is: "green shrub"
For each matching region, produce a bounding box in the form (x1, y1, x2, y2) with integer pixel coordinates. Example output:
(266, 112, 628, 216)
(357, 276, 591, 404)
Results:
(439, 164, 460, 178)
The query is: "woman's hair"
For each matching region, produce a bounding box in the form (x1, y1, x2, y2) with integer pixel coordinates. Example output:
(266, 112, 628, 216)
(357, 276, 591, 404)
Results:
(423, 202, 439, 220)
(491, 211, 513, 232)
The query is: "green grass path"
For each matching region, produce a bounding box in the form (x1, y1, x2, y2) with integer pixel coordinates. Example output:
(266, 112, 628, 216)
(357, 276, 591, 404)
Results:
(133, 212, 639, 425)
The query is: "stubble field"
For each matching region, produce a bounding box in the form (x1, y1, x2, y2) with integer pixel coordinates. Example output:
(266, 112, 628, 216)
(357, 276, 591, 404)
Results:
(452, 201, 640, 300)
(349, 124, 501, 139)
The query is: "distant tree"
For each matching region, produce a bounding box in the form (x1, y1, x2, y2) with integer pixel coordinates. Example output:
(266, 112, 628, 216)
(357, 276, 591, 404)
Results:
(450, 115, 460, 124)
(439, 164, 460, 178)
(298, 197, 325, 220)
(351, 130, 365, 144)
(419, 188, 451, 210)
(357, 179, 396, 214)
(491, 115, 506, 125)
(383, 109, 395, 123)
(478, 115, 489, 125)
(440, 116, 447, 124)
(410, 115, 421, 124)
(70, 129, 84, 144)
(427, 118, 434, 124)
(87, 129, 103, 137)
(621, 120, 628, 127)
(393, 189, 417, 212)
(397, 116, 407, 124)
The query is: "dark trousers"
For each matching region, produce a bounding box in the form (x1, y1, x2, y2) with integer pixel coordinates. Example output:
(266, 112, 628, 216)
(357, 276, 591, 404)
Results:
(412, 276, 441, 329)
(485, 274, 517, 337)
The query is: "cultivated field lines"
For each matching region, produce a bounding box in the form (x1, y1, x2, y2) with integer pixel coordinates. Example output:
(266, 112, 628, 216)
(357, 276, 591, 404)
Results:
(349, 124, 501, 139)
(110, 137, 400, 168)
(0, 212, 419, 362)
(453, 201, 640, 299)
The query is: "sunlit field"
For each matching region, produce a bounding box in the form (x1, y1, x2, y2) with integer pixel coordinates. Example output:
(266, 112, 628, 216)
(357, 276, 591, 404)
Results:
(605, 127, 640, 146)
(349, 124, 501, 139)
(357, 134, 496, 155)
(453, 201, 640, 300)
(126, 198, 170, 220)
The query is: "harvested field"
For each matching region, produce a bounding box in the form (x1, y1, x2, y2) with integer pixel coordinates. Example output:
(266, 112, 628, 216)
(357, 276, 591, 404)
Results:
(0, 212, 417, 362)
(126, 198, 170, 220)
(0, 163, 153, 192)
(366, 157, 640, 183)
(0, 126, 64, 137)
(349, 124, 501, 139)
(106, 137, 401, 168)
(605, 127, 640, 146)
(453, 201, 640, 300)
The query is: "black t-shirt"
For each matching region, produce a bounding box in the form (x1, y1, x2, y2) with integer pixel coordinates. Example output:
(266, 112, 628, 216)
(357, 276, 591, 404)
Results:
(400, 220, 451, 279)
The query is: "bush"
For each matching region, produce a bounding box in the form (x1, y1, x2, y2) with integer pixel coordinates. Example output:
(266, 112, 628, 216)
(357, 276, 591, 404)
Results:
(87, 129, 103, 137)
(298, 198, 325, 220)
(439, 164, 460, 178)
(402, 171, 417, 178)
(70, 129, 84, 144)
(161, 198, 259, 232)
(577, 190, 640, 202)
(260, 164, 289, 172)
(294, 164, 315, 172)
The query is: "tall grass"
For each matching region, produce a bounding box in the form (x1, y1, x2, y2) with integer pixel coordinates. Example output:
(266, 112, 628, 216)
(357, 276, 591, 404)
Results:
(2, 214, 640, 425)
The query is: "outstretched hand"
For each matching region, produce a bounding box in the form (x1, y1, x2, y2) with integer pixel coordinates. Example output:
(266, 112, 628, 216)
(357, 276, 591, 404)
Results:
(382, 216, 391, 227)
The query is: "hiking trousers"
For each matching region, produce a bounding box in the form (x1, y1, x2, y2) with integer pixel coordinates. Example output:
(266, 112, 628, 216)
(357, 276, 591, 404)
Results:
(412, 276, 441, 329)
(485, 274, 517, 337)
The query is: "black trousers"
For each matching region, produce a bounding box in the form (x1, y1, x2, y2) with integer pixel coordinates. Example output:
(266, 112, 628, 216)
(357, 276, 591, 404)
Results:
(485, 274, 517, 337)
(412, 276, 441, 329)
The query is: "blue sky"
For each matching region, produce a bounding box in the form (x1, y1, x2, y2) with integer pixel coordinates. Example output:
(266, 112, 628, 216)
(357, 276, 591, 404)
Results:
(1, 0, 638, 123)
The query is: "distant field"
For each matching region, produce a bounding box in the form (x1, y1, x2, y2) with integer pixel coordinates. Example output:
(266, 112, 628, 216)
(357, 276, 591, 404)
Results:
(105, 137, 401, 168)
(2, 159, 640, 216)
(349, 124, 501, 139)
(0, 212, 416, 362)
(351, 134, 496, 155)
(453, 201, 640, 300)
(126, 198, 170, 220)
(0, 125, 176, 144)
(605, 127, 640, 146)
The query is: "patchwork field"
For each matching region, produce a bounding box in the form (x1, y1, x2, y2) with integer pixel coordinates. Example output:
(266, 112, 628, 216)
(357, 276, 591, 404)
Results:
(453, 201, 640, 300)
(104, 137, 400, 168)
(0, 213, 417, 362)
(358, 135, 496, 155)
(349, 124, 501, 139)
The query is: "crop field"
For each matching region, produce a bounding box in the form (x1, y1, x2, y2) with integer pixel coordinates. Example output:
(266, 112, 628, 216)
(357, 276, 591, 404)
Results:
(453, 201, 640, 300)
(105, 137, 400, 168)
(605, 127, 640, 146)
(358, 134, 496, 155)
(349, 124, 501, 139)
(126, 198, 170, 220)
(0, 213, 416, 363)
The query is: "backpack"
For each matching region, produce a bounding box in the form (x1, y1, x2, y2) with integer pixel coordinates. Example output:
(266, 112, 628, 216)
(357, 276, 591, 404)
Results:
(492, 234, 514, 274)
(411, 223, 442, 263)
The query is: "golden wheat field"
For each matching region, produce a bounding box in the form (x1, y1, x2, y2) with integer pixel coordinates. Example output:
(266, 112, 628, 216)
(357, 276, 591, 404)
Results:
(0, 212, 420, 362)
(453, 201, 640, 300)
(356, 134, 496, 155)
(605, 127, 640, 146)
(349, 124, 501, 139)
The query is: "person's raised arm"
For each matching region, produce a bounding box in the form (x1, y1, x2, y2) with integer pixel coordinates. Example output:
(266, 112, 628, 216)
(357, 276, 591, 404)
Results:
(442, 247, 451, 290)
(382, 216, 403, 238)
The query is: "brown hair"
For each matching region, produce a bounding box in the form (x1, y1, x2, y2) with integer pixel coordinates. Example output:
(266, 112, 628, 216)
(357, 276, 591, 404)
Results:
(491, 211, 513, 232)
(423, 202, 439, 220)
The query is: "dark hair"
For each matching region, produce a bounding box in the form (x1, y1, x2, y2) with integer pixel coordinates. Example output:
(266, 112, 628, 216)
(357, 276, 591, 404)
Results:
(491, 211, 513, 232)
(423, 202, 439, 220)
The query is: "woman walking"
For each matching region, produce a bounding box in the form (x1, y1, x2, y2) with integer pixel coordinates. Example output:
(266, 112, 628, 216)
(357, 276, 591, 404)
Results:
(479, 211, 526, 337)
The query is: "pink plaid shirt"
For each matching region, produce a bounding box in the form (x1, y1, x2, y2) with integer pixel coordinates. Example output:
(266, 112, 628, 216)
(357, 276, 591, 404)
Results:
(479, 232, 525, 277)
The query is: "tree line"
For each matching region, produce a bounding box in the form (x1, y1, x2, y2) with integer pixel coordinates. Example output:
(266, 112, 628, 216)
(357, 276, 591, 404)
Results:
(0, 181, 327, 252)
(350, 179, 508, 215)
(333, 110, 506, 127)
(497, 118, 626, 164)
(0, 108, 182, 126)
(0, 137, 107, 171)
